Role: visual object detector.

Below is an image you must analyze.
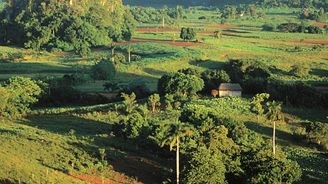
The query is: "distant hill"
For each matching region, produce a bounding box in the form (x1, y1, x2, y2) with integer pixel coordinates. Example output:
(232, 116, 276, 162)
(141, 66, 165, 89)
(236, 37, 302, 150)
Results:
(123, 0, 255, 7)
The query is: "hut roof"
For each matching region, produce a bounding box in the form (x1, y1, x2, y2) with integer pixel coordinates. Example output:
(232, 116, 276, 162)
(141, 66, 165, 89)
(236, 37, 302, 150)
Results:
(219, 83, 242, 91)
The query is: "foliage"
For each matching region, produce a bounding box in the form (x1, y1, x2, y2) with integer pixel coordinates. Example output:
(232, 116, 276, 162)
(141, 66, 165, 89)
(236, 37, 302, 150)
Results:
(182, 146, 226, 184)
(113, 112, 149, 139)
(121, 92, 137, 114)
(153, 121, 194, 151)
(262, 23, 277, 31)
(90, 59, 116, 81)
(122, 77, 151, 98)
(0, 0, 132, 55)
(201, 69, 231, 93)
(180, 28, 196, 41)
(148, 93, 161, 113)
(178, 68, 201, 77)
(266, 101, 283, 122)
(158, 72, 204, 97)
(242, 145, 302, 184)
(267, 81, 328, 108)
(251, 93, 270, 118)
(305, 122, 328, 150)
(129, 6, 178, 24)
(0, 77, 43, 118)
(277, 23, 323, 34)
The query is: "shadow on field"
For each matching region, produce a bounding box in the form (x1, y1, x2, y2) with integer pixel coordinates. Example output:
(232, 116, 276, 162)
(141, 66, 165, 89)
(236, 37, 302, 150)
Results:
(21, 115, 169, 184)
(245, 121, 314, 148)
(269, 66, 291, 76)
(0, 62, 76, 74)
(310, 68, 328, 78)
(143, 68, 168, 77)
(22, 115, 111, 136)
(189, 59, 225, 70)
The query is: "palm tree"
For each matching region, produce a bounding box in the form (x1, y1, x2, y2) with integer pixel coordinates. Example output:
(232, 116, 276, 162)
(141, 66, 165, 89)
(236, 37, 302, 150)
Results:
(159, 121, 194, 184)
(266, 101, 283, 155)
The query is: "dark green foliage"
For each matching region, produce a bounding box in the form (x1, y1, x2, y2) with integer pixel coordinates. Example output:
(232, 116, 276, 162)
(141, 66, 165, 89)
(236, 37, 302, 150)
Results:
(0, 0, 131, 55)
(182, 146, 226, 184)
(277, 23, 301, 33)
(305, 122, 328, 150)
(0, 77, 42, 118)
(267, 81, 328, 107)
(129, 6, 177, 24)
(262, 23, 277, 31)
(158, 72, 204, 97)
(122, 78, 151, 98)
(201, 69, 231, 93)
(90, 59, 116, 81)
(242, 145, 302, 184)
(277, 23, 323, 34)
(257, 0, 328, 9)
(180, 28, 196, 41)
(113, 112, 149, 139)
(222, 5, 238, 19)
(38, 76, 82, 105)
(178, 68, 201, 77)
(224, 59, 245, 83)
(245, 63, 271, 79)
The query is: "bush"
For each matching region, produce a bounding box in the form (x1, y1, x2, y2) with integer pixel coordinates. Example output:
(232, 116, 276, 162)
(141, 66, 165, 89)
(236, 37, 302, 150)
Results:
(113, 53, 126, 64)
(201, 70, 231, 93)
(122, 78, 151, 98)
(262, 23, 276, 31)
(182, 146, 226, 184)
(0, 77, 43, 118)
(305, 122, 328, 149)
(242, 145, 302, 184)
(112, 112, 149, 139)
(180, 27, 197, 41)
(90, 59, 116, 80)
(158, 72, 204, 97)
(178, 68, 201, 77)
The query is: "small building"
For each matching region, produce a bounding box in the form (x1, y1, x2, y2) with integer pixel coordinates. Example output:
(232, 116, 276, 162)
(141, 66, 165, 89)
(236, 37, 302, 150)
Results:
(218, 83, 242, 97)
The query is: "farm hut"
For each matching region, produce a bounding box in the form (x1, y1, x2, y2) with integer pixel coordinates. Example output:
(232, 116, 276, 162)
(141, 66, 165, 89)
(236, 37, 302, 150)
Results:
(218, 83, 242, 97)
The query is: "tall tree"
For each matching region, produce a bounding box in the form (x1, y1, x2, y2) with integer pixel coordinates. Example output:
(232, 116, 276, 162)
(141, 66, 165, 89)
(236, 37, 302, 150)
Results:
(158, 121, 194, 184)
(266, 101, 283, 155)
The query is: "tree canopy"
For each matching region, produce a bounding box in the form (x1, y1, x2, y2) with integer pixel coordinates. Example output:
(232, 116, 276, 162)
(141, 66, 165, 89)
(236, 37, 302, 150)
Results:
(0, 0, 133, 55)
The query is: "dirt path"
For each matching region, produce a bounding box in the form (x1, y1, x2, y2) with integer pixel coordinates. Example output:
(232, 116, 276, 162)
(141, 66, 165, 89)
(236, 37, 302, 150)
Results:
(116, 38, 203, 47)
(294, 39, 328, 45)
(313, 22, 327, 28)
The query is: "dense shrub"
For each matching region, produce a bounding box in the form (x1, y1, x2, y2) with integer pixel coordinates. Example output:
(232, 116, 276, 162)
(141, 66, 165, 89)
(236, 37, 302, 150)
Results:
(158, 72, 204, 97)
(112, 112, 149, 139)
(201, 70, 231, 93)
(242, 145, 302, 184)
(267, 81, 327, 107)
(305, 122, 328, 150)
(0, 1, 132, 55)
(0, 77, 43, 118)
(277, 23, 323, 34)
(178, 68, 201, 77)
(182, 146, 226, 184)
(122, 78, 151, 98)
(180, 28, 197, 41)
(90, 59, 116, 81)
(262, 23, 277, 31)
(129, 6, 177, 24)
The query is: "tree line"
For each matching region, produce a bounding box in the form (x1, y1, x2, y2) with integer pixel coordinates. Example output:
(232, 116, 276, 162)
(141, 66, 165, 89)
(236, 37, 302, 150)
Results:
(0, 0, 134, 55)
